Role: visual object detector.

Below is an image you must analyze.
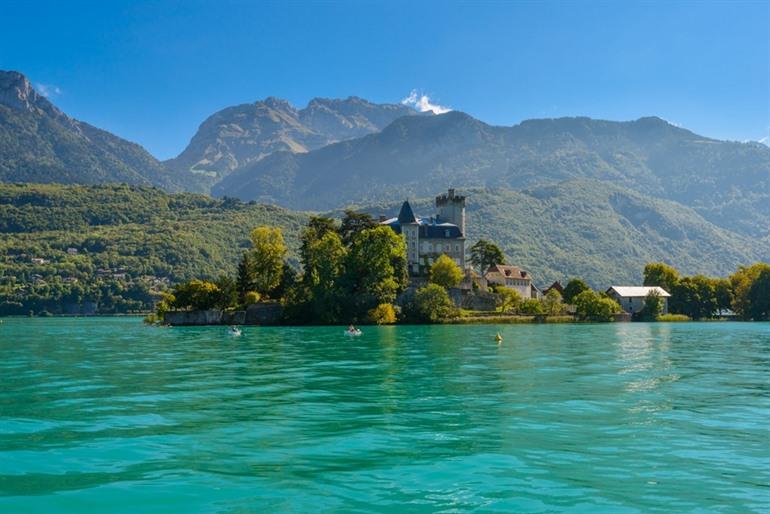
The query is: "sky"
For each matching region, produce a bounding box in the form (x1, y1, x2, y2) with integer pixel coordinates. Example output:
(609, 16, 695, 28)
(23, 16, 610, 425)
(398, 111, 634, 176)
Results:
(1, 0, 768, 159)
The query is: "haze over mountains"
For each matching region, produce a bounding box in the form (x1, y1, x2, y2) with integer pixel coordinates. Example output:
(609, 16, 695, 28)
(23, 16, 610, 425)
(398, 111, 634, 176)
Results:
(1, 69, 768, 282)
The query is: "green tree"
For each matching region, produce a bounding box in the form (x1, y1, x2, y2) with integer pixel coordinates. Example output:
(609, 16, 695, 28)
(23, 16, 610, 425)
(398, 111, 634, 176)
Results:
(236, 252, 254, 296)
(714, 278, 733, 316)
(429, 254, 463, 289)
(730, 263, 770, 319)
(638, 290, 663, 321)
(213, 275, 238, 310)
(300, 216, 337, 268)
(412, 283, 457, 323)
(520, 298, 545, 315)
(301, 231, 348, 323)
(574, 290, 620, 321)
(748, 268, 770, 320)
(670, 275, 716, 319)
(248, 226, 287, 297)
(171, 279, 221, 310)
(496, 287, 523, 313)
(470, 239, 505, 274)
(543, 289, 565, 315)
(343, 226, 409, 316)
(643, 263, 680, 293)
(563, 278, 589, 304)
(339, 210, 377, 246)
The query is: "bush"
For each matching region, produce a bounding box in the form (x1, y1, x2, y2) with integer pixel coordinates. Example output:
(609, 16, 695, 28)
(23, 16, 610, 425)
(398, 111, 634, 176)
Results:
(574, 290, 621, 321)
(520, 298, 545, 315)
(411, 283, 457, 323)
(170, 279, 221, 310)
(368, 303, 397, 324)
(429, 254, 463, 289)
(658, 313, 690, 322)
(496, 287, 523, 313)
(243, 291, 261, 306)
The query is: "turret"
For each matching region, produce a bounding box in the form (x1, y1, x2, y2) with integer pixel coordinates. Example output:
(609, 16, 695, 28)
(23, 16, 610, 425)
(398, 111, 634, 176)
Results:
(435, 188, 466, 236)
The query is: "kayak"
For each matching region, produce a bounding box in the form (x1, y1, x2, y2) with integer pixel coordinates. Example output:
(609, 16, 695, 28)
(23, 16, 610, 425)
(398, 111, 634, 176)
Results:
(344, 329, 362, 337)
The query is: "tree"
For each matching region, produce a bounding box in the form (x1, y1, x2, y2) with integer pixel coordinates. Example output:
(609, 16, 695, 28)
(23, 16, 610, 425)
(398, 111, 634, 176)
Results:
(563, 278, 589, 304)
(670, 275, 716, 319)
(470, 240, 505, 274)
(429, 254, 463, 289)
(638, 290, 663, 321)
(339, 210, 377, 246)
(714, 278, 733, 316)
(213, 275, 238, 310)
(748, 268, 770, 320)
(171, 279, 221, 310)
(236, 252, 255, 296)
(301, 231, 348, 323)
(300, 216, 337, 268)
(343, 226, 409, 316)
(412, 283, 457, 323)
(249, 226, 287, 297)
(520, 298, 545, 315)
(730, 263, 770, 320)
(643, 263, 680, 294)
(496, 287, 522, 313)
(368, 303, 397, 324)
(574, 290, 620, 321)
(543, 289, 565, 315)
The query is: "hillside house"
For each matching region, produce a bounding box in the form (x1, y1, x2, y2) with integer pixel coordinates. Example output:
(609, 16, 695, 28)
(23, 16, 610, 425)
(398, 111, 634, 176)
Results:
(606, 286, 671, 315)
(484, 264, 535, 299)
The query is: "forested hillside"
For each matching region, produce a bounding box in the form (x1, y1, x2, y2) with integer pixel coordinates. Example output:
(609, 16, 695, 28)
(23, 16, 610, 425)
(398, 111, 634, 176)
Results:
(0, 184, 308, 314)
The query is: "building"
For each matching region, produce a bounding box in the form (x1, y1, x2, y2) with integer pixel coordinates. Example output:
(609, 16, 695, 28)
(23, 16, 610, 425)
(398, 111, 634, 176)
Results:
(380, 189, 466, 274)
(606, 286, 671, 315)
(542, 281, 564, 297)
(484, 264, 533, 299)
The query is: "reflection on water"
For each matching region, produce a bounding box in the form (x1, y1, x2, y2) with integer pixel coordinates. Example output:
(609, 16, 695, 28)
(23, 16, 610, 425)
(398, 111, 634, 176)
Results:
(0, 318, 769, 513)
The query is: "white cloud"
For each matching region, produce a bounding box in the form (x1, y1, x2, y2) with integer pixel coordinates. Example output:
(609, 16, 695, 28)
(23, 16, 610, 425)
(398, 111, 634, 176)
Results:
(401, 90, 451, 114)
(35, 83, 62, 98)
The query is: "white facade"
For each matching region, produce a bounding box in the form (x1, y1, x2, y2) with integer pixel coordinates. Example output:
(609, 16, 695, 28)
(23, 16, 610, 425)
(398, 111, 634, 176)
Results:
(606, 286, 671, 315)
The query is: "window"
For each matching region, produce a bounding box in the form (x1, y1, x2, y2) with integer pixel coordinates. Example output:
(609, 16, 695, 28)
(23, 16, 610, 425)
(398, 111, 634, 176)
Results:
(445, 229, 450, 237)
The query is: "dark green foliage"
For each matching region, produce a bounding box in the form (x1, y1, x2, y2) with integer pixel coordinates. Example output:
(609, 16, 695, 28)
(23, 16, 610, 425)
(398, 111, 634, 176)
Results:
(520, 298, 545, 315)
(670, 276, 718, 320)
(563, 278, 590, 304)
(338, 209, 377, 246)
(470, 239, 505, 273)
(574, 290, 621, 321)
(643, 263, 680, 293)
(408, 283, 457, 323)
(748, 269, 770, 320)
(635, 290, 663, 321)
(0, 183, 308, 315)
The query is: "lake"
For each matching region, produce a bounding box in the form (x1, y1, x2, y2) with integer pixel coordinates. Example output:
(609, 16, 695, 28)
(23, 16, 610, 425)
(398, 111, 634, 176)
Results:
(0, 318, 768, 513)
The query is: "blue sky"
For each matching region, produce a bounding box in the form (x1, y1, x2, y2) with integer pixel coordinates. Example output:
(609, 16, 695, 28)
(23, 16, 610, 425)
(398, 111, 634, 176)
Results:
(2, 0, 768, 159)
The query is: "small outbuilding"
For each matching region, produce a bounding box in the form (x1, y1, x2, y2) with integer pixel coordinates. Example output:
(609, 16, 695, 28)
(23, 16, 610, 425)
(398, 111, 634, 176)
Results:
(606, 286, 671, 315)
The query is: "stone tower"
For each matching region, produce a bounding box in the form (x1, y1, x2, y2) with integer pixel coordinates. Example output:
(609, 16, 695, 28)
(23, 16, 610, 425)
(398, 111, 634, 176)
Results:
(435, 188, 466, 236)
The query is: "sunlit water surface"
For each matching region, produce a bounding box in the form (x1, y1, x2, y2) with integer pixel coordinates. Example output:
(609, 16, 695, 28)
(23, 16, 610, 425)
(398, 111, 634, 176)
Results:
(0, 318, 768, 513)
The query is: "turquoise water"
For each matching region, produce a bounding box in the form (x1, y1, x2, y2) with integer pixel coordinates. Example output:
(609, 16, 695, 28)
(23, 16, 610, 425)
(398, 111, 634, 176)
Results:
(0, 318, 768, 513)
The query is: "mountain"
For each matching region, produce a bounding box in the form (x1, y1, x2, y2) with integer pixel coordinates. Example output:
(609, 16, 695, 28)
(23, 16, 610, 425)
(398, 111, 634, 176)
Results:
(214, 111, 770, 238)
(164, 95, 418, 182)
(0, 70, 185, 191)
(358, 180, 770, 286)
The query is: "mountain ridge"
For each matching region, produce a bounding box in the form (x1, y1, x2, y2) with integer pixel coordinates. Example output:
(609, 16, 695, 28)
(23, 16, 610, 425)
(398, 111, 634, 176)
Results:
(0, 70, 187, 191)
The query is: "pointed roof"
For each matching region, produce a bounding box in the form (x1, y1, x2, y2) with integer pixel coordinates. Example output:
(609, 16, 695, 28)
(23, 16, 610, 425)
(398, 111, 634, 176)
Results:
(397, 200, 417, 223)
